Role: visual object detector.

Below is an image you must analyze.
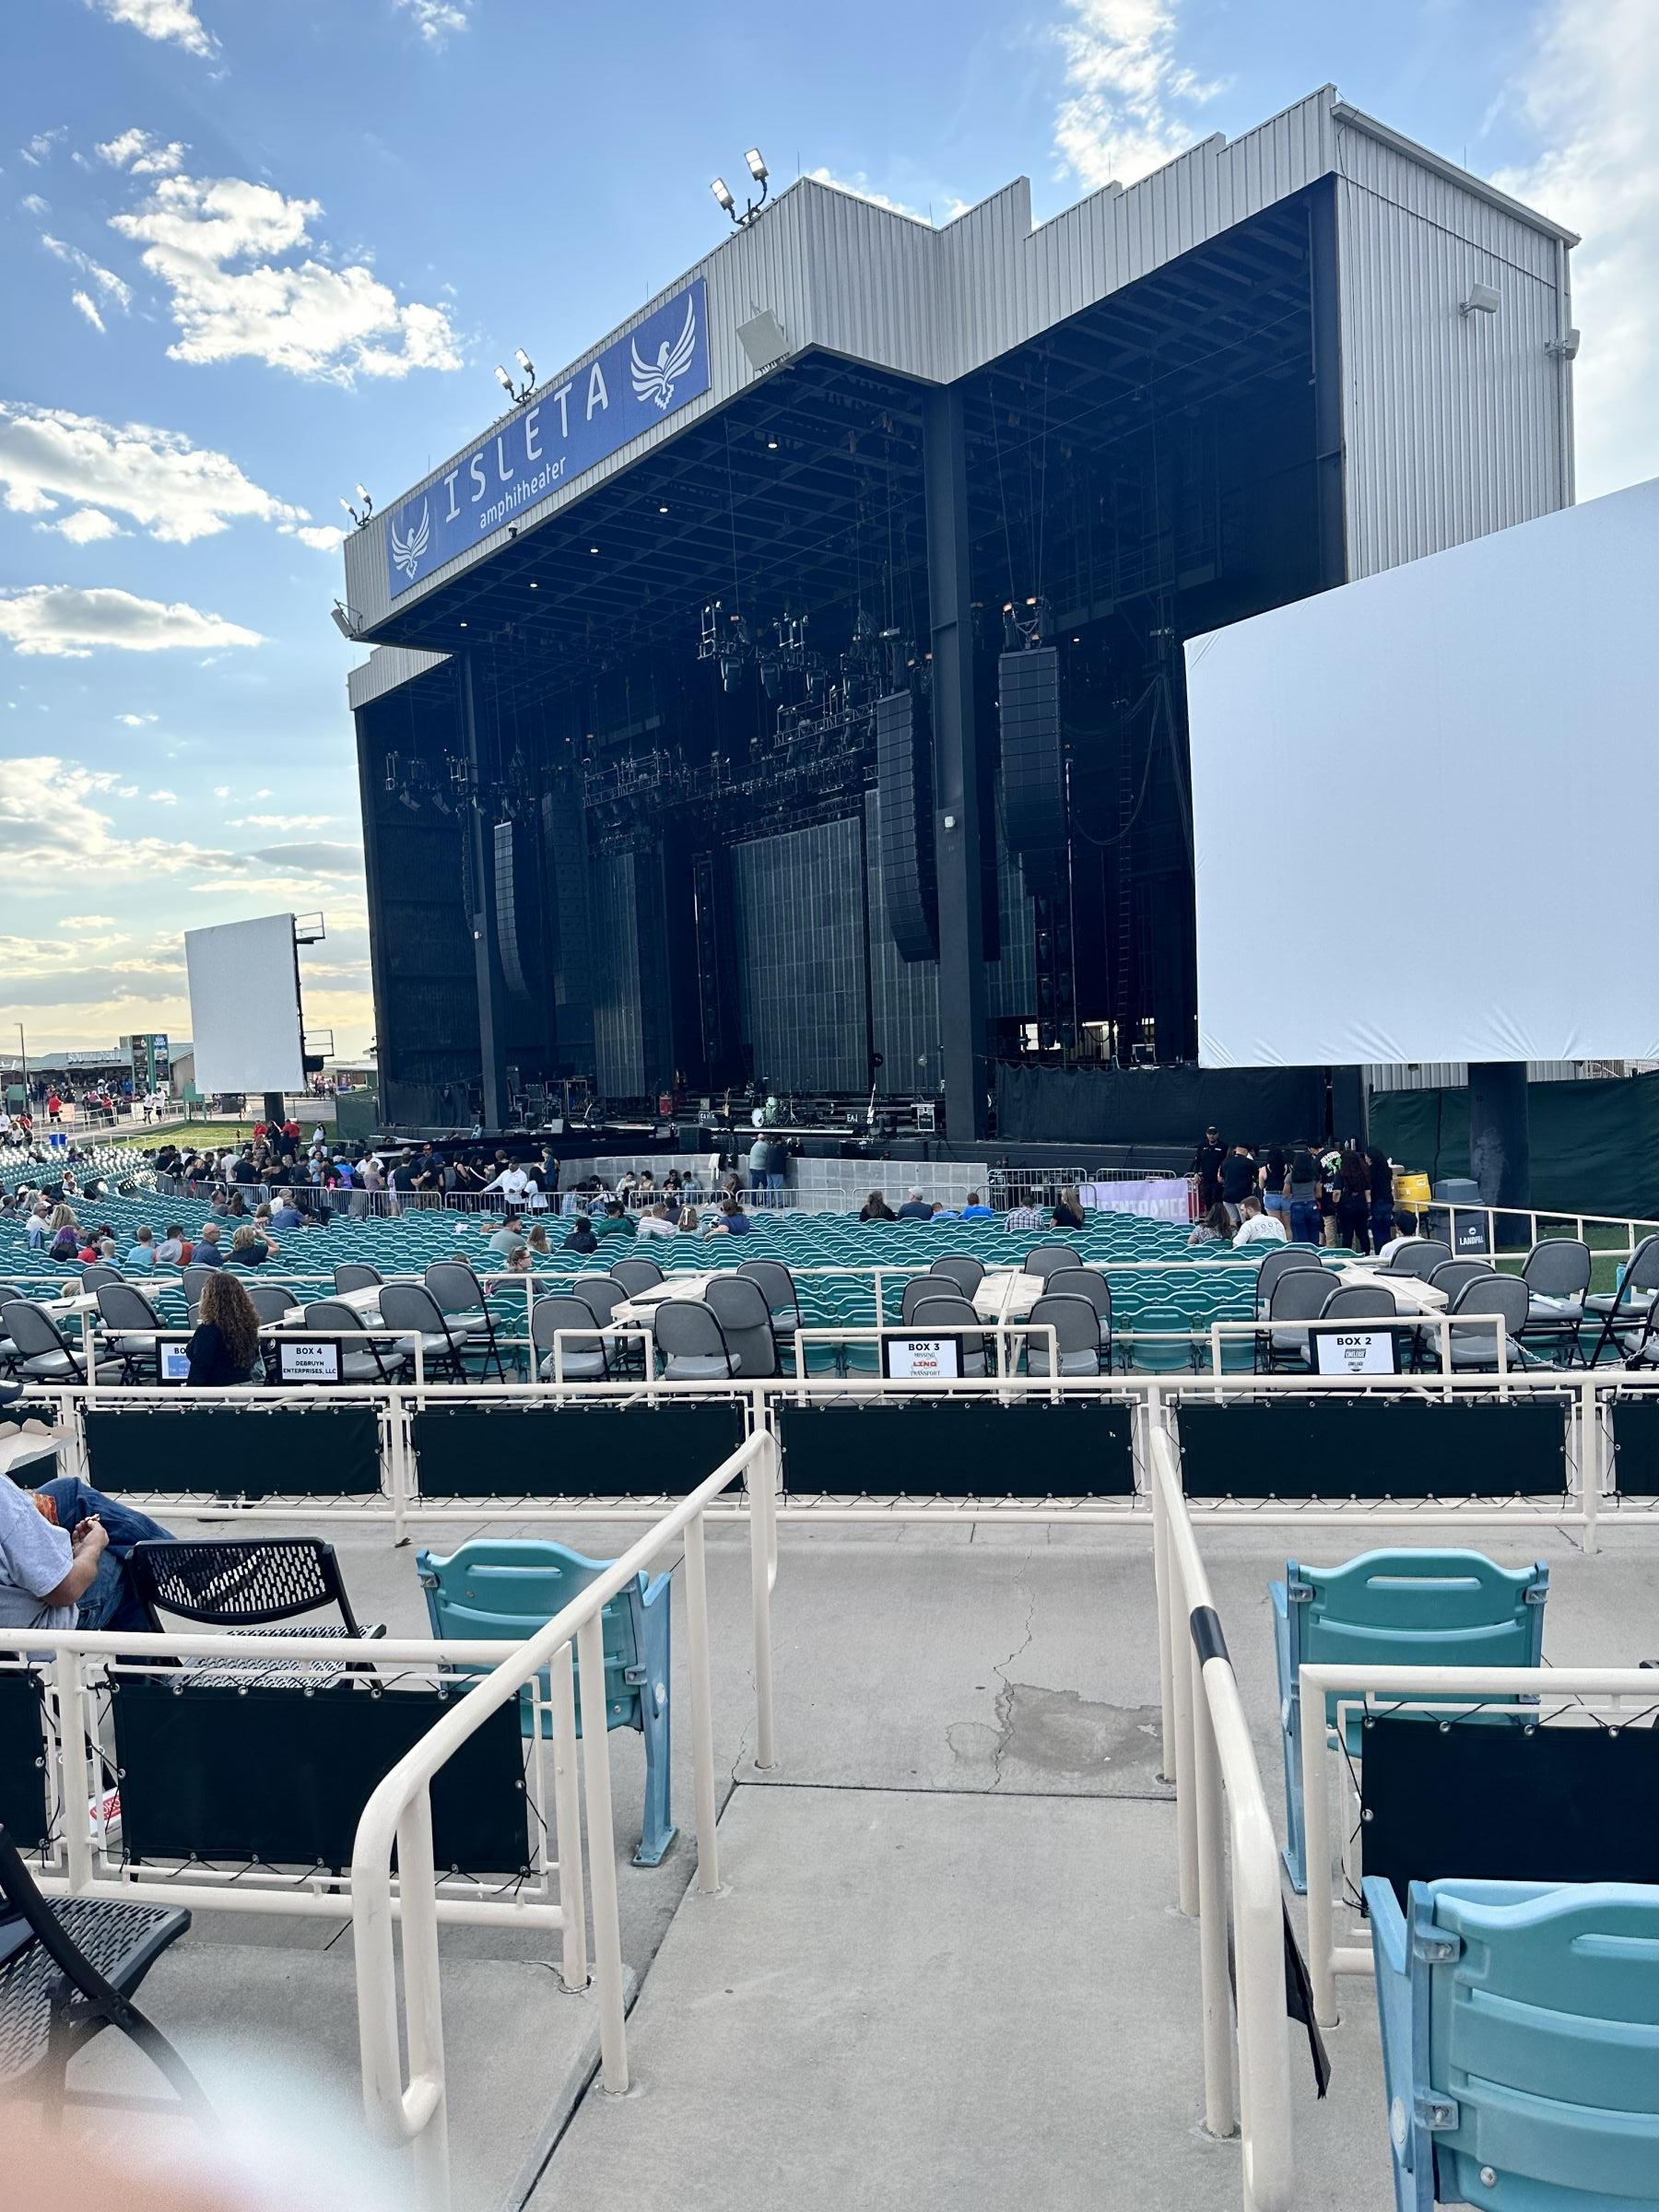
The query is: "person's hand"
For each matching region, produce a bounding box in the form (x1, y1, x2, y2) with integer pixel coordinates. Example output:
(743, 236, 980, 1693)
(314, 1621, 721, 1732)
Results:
(72, 1515, 109, 1559)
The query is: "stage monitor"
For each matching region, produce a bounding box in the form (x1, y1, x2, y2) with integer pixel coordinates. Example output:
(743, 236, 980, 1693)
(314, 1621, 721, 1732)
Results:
(183, 913, 304, 1094)
(1184, 477, 1659, 1067)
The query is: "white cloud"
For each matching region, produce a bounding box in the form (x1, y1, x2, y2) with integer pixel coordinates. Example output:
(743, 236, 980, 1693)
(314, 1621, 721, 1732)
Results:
(147, 788, 178, 803)
(20, 130, 66, 169)
(84, 0, 218, 59)
(40, 235, 133, 312)
(42, 507, 124, 544)
(0, 403, 307, 544)
(1493, 0, 1659, 500)
(71, 291, 106, 332)
(0, 586, 263, 657)
(211, 783, 230, 798)
(20, 194, 50, 218)
(806, 169, 936, 223)
(109, 171, 464, 382)
(1051, 0, 1220, 191)
(279, 522, 345, 553)
(393, 0, 476, 42)
(228, 812, 335, 831)
(116, 712, 159, 725)
(97, 128, 188, 176)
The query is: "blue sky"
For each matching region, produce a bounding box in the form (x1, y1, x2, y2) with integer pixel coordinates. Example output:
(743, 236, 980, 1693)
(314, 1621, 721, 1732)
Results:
(2, 0, 1652, 1055)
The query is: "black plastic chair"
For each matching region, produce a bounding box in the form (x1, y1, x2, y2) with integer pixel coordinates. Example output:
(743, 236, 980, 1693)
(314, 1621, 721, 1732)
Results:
(0, 1820, 206, 2119)
(127, 1536, 383, 1687)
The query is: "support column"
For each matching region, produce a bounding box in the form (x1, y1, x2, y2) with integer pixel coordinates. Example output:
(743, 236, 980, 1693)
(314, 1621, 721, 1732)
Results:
(460, 651, 508, 1130)
(1468, 1061, 1531, 1245)
(924, 384, 989, 1142)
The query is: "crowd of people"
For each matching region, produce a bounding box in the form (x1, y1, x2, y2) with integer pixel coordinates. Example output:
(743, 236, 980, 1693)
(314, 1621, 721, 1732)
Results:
(1189, 1127, 1399, 1252)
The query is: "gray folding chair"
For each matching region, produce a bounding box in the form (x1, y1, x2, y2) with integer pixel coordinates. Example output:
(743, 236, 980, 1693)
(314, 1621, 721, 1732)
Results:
(909, 1292, 990, 1378)
(241, 1281, 300, 1326)
(611, 1256, 665, 1298)
(1445, 1275, 1533, 1371)
(425, 1259, 505, 1381)
(96, 1281, 165, 1382)
(928, 1254, 985, 1299)
(1584, 1232, 1659, 1366)
(1044, 1267, 1113, 1368)
(79, 1263, 124, 1294)
(703, 1276, 779, 1378)
(1380, 1238, 1452, 1282)
(1025, 1292, 1104, 1377)
(1519, 1238, 1592, 1365)
(181, 1264, 214, 1319)
(301, 1300, 397, 1382)
(1319, 1284, 1399, 1321)
(1025, 1243, 1079, 1281)
(378, 1283, 469, 1382)
(1265, 1270, 1333, 1371)
(653, 1300, 735, 1382)
(736, 1257, 801, 1346)
(0, 1299, 121, 1384)
(900, 1276, 947, 1325)
(1428, 1259, 1499, 1302)
(1254, 1244, 1325, 1318)
(531, 1295, 609, 1382)
(334, 1262, 384, 1296)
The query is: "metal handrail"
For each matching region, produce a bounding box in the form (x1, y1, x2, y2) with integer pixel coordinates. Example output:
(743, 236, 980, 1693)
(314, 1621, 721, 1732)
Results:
(348, 1420, 775, 2212)
(1149, 1418, 1293, 2212)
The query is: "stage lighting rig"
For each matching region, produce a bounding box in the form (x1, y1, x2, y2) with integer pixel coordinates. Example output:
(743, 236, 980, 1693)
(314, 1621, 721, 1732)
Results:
(494, 349, 536, 405)
(711, 147, 770, 229)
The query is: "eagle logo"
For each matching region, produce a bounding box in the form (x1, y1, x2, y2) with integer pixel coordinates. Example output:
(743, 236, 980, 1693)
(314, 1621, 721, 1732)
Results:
(629, 295, 699, 411)
(390, 500, 430, 581)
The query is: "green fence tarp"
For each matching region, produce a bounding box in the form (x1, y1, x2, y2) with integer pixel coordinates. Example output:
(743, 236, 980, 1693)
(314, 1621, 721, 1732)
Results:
(1371, 1073, 1659, 1222)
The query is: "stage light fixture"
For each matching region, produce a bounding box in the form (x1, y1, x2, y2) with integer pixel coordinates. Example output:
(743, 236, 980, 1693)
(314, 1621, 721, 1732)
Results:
(659, 503, 670, 514)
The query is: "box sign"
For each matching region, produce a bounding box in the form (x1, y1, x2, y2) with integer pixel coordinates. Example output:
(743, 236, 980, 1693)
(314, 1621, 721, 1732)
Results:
(384, 280, 711, 599)
(881, 1335, 963, 1382)
(1314, 1328, 1399, 1378)
(159, 1344, 193, 1384)
(278, 1339, 342, 1385)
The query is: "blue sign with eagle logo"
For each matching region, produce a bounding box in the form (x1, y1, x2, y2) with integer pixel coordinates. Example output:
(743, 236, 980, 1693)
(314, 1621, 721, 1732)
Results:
(384, 277, 710, 599)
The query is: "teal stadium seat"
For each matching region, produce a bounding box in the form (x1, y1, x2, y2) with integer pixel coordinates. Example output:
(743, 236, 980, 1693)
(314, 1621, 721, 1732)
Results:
(416, 1538, 676, 1865)
(1366, 1875, 1659, 2212)
(1271, 1549, 1547, 1892)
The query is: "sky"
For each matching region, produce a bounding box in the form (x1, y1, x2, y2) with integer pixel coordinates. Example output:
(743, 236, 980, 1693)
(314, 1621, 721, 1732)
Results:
(2, 0, 1653, 1060)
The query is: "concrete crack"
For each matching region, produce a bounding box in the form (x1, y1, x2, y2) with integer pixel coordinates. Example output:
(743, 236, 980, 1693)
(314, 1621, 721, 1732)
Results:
(989, 1557, 1039, 1791)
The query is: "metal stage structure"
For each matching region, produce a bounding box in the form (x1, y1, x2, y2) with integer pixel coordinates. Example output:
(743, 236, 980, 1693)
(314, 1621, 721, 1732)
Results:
(343, 88, 1574, 1137)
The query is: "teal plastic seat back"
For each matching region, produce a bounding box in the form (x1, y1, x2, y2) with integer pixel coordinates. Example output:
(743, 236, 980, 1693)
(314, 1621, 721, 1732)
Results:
(1379, 1877, 1659, 2211)
(417, 1539, 645, 1732)
(1289, 1549, 1547, 1733)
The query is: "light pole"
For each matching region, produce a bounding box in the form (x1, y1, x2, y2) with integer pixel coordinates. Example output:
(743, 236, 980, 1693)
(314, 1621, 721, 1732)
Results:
(13, 1022, 24, 1109)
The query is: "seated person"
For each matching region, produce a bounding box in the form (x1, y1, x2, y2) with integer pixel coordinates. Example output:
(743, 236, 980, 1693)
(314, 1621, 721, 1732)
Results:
(705, 1196, 751, 1238)
(859, 1191, 897, 1223)
(225, 1223, 270, 1267)
(959, 1191, 994, 1219)
(0, 1468, 176, 1633)
(677, 1205, 701, 1233)
(895, 1189, 935, 1221)
(503, 1243, 531, 1273)
(123, 1224, 158, 1273)
(485, 1212, 525, 1259)
(153, 1222, 188, 1266)
(185, 1270, 261, 1385)
(561, 1213, 599, 1254)
(1053, 1187, 1086, 1230)
(193, 1221, 226, 1267)
(1232, 1195, 1288, 1248)
(1374, 1212, 1421, 1264)
(269, 1194, 305, 1230)
(1187, 1201, 1235, 1248)
(594, 1200, 632, 1241)
(634, 1202, 679, 1241)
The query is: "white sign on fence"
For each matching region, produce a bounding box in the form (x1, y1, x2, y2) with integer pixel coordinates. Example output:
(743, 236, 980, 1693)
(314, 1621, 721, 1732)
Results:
(159, 1344, 193, 1383)
(277, 1339, 342, 1384)
(881, 1335, 963, 1382)
(1313, 1328, 1399, 1377)
(1078, 1178, 1191, 1223)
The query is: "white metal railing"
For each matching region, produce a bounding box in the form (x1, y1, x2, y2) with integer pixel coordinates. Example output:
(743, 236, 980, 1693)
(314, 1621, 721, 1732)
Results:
(1297, 1662, 1659, 2030)
(1148, 1418, 1293, 2212)
(350, 1419, 778, 2211)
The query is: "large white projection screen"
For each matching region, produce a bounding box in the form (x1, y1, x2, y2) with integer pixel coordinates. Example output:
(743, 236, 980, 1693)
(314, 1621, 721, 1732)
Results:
(184, 914, 304, 1094)
(1185, 477, 1659, 1068)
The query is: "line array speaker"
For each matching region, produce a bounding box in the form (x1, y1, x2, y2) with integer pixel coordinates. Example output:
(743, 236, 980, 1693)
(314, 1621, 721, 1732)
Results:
(876, 687, 936, 961)
(1000, 647, 1065, 875)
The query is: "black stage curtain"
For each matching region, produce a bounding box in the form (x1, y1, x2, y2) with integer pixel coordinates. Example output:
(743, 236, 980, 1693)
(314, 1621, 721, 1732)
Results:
(1370, 1071, 1659, 1222)
(994, 1063, 1326, 1148)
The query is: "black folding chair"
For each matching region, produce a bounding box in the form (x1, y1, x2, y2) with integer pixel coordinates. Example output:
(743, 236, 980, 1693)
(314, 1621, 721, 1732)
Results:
(0, 1821, 207, 2120)
(127, 1537, 383, 1687)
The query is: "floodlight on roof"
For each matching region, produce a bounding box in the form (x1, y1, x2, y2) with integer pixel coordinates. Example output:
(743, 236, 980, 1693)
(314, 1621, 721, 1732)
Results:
(745, 147, 767, 184)
(712, 150, 770, 229)
(712, 177, 735, 214)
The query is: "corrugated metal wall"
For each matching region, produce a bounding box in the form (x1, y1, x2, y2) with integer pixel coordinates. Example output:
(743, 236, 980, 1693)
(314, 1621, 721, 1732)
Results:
(1333, 110, 1572, 576)
(1367, 1061, 1586, 1091)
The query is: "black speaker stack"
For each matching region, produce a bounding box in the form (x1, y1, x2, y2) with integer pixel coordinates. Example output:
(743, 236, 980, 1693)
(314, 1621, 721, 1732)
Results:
(876, 687, 937, 960)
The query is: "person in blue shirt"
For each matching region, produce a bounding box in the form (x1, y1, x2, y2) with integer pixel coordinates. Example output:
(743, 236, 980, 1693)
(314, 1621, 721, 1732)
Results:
(896, 1189, 936, 1221)
(193, 1221, 226, 1267)
(960, 1192, 994, 1219)
(705, 1197, 751, 1238)
(269, 1198, 305, 1230)
(123, 1225, 157, 1273)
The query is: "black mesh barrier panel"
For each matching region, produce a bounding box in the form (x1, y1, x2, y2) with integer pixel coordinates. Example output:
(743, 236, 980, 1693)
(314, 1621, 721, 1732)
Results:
(774, 1397, 1135, 1497)
(112, 1677, 528, 1875)
(412, 1400, 747, 1498)
(999, 648, 1065, 873)
(1608, 1395, 1659, 1496)
(1361, 1713, 1659, 1908)
(0, 1671, 51, 1853)
(875, 688, 937, 962)
(994, 1059, 1325, 1146)
(1176, 1398, 1568, 1500)
(82, 1408, 382, 1498)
